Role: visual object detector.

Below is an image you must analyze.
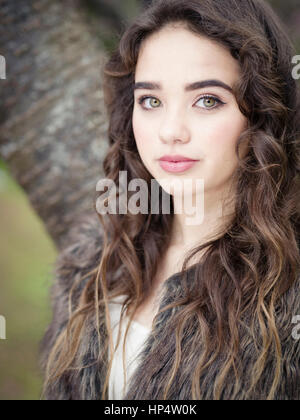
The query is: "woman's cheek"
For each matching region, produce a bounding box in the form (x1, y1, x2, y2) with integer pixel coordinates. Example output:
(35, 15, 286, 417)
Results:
(202, 112, 246, 156)
(134, 115, 156, 153)
(198, 117, 246, 189)
(133, 118, 154, 172)
(132, 113, 144, 149)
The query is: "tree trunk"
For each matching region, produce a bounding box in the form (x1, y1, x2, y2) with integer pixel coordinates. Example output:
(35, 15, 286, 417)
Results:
(0, 0, 109, 249)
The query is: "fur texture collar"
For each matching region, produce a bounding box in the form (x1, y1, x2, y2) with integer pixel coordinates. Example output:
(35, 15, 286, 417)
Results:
(39, 213, 300, 400)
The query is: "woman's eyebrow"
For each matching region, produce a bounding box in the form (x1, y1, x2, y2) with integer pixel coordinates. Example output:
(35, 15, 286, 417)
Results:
(133, 79, 233, 93)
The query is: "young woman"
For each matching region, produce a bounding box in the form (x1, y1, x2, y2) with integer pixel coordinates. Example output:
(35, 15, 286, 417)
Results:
(40, 0, 300, 400)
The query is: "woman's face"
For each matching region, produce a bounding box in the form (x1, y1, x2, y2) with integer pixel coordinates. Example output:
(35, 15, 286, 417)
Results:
(132, 23, 247, 199)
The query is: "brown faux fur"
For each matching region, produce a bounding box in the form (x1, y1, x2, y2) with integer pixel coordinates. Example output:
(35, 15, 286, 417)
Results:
(39, 212, 300, 400)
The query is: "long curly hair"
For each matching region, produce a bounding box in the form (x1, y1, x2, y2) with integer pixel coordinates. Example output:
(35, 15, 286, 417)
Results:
(43, 0, 300, 400)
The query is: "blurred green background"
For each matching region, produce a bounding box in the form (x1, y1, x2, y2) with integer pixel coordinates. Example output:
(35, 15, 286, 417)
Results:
(0, 159, 56, 399)
(0, 0, 299, 400)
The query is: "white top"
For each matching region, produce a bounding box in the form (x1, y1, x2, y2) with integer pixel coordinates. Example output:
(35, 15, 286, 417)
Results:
(108, 295, 151, 399)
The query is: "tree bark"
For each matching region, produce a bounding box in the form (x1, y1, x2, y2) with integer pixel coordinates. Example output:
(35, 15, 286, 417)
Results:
(0, 0, 109, 249)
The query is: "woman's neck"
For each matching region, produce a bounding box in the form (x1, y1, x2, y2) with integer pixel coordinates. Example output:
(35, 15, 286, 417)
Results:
(170, 186, 236, 249)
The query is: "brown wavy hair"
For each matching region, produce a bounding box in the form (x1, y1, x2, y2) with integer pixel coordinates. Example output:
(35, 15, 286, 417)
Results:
(43, 0, 300, 400)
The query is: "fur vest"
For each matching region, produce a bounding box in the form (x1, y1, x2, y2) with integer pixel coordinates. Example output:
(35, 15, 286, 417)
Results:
(39, 212, 300, 400)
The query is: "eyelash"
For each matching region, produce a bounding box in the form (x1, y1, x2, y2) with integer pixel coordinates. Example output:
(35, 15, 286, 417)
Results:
(137, 94, 226, 111)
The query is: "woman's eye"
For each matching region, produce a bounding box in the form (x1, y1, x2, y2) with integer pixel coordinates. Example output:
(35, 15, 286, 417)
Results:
(196, 96, 223, 109)
(138, 95, 224, 110)
(138, 96, 161, 109)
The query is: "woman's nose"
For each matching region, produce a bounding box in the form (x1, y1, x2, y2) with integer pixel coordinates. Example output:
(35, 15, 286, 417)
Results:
(158, 108, 190, 144)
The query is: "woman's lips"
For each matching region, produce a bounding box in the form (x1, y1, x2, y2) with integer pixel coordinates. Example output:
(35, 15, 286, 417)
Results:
(158, 160, 198, 173)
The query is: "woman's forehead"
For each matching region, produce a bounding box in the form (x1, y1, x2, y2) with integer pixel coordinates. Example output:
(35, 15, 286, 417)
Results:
(135, 26, 241, 88)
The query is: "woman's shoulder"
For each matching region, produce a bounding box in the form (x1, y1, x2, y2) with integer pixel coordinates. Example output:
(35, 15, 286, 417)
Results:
(39, 212, 104, 363)
(276, 273, 300, 337)
(276, 234, 299, 322)
(273, 273, 300, 399)
(54, 211, 104, 296)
